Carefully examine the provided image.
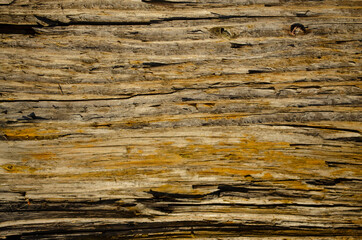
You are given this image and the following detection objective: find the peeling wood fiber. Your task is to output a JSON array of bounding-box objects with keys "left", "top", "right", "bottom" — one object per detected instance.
[{"left": 0, "top": 0, "right": 361, "bottom": 239}]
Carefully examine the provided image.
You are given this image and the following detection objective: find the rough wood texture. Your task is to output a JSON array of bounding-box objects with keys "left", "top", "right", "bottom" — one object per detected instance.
[{"left": 0, "top": 0, "right": 361, "bottom": 239}]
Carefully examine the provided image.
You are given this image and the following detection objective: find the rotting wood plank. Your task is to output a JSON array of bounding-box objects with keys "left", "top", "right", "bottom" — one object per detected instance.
[{"left": 0, "top": 0, "right": 361, "bottom": 239}]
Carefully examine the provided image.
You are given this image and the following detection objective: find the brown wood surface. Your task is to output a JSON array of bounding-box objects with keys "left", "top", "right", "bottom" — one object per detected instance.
[{"left": 0, "top": 0, "right": 361, "bottom": 239}]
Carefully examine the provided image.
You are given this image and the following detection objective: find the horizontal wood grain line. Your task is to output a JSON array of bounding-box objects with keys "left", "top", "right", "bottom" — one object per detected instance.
[{"left": 1, "top": 220, "right": 361, "bottom": 239}]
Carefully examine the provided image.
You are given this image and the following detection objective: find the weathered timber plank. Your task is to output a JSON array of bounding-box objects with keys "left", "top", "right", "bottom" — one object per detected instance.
[{"left": 0, "top": 0, "right": 361, "bottom": 239}]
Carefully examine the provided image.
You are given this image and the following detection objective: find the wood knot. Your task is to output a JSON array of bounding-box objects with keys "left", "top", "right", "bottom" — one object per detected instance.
[
  {"left": 209, "top": 27, "right": 237, "bottom": 39},
  {"left": 290, "top": 23, "right": 309, "bottom": 36},
  {"left": 5, "top": 164, "right": 13, "bottom": 170}
]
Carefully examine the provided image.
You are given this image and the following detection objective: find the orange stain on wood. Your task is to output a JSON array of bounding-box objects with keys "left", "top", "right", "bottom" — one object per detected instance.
[
  {"left": 281, "top": 180, "right": 311, "bottom": 190},
  {"left": 262, "top": 172, "right": 274, "bottom": 179},
  {"left": 1, "top": 164, "right": 37, "bottom": 173},
  {"left": 202, "top": 167, "right": 262, "bottom": 177},
  {"left": 30, "top": 152, "right": 57, "bottom": 161},
  {"left": 3, "top": 128, "right": 61, "bottom": 140}
]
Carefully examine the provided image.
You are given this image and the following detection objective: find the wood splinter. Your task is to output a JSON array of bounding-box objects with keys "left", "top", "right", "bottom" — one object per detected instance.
[{"left": 58, "top": 83, "right": 64, "bottom": 95}]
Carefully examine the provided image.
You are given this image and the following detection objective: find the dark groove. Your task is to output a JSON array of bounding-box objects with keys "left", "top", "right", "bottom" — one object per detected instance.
[
  {"left": 145, "top": 180, "right": 362, "bottom": 203},
  {"left": 335, "top": 40, "right": 361, "bottom": 44},
  {"left": 142, "top": 62, "right": 170, "bottom": 67},
  {"left": 2, "top": 199, "right": 361, "bottom": 213},
  {"left": 0, "top": 91, "right": 177, "bottom": 103},
  {"left": 3, "top": 221, "right": 361, "bottom": 239},
  {"left": 1, "top": 14, "right": 286, "bottom": 35},
  {"left": 142, "top": 0, "right": 191, "bottom": 3},
  {"left": 0, "top": 24, "right": 37, "bottom": 34},
  {"left": 290, "top": 143, "right": 338, "bottom": 147},
  {"left": 71, "top": 21, "right": 155, "bottom": 26},
  {"left": 265, "top": 124, "right": 361, "bottom": 134},
  {"left": 329, "top": 136, "right": 362, "bottom": 142},
  {"left": 230, "top": 42, "right": 253, "bottom": 48},
  {"left": 218, "top": 184, "right": 249, "bottom": 193},
  {"left": 305, "top": 178, "right": 351, "bottom": 186},
  {"left": 0, "top": 0, "right": 16, "bottom": 6},
  {"left": 150, "top": 202, "right": 362, "bottom": 209},
  {"left": 248, "top": 69, "right": 274, "bottom": 74},
  {"left": 326, "top": 161, "right": 362, "bottom": 167},
  {"left": 148, "top": 189, "right": 210, "bottom": 199}
]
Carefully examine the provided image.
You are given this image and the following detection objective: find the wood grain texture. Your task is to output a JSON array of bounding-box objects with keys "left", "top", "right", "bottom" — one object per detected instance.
[{"left": 0, "top": 0, "right": 361, "bottom": 239}]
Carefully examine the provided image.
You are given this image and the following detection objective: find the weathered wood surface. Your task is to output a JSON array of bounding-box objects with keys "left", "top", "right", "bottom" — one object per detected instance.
[{"left": 0, "top": 0, "right": 361, "bottom": 239}]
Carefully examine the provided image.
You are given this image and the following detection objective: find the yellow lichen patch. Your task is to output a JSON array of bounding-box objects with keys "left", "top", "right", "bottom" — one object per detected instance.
[
  {"left": 1, "top": 164, "right": 37, "bottom": 173},
  {"left": 280, "top": 180, "right": 311, "bottom": 190},
  {"left": 29, "top": 152, "right": 57, "bottom": 161},
  {"left": 71, "top": 143, "right": 96, "bottom": 148},
  {"left": 262, "top": 150, "right": 288, "bottom": 163},
  {"left": 271, "top": 199, "right": 294, "bottom": 204},
  {"left": 129, "top": 60, "right": 143, "bottom": 65},
  {"left": 2, "top": 128, "right": 62, "bottom": 141},
  {"left": 167, "top": 136, "right": 332, "bottom": 179},
  {"left": 87, "top": 149, "right": 186, "bottom": 170},
  {"left": 240, "top": 138, "right": 290, "bottom": 152},
  {"left": 351, "top": 218, "right": 362, "bottom": 226},
  {"left": 124, "top": 120, "right": 150, "bottom": 128},
  {"left": 175, "top": 62, "right": 197, "bottom": 71},
  {"left": 262, "top": 148, "right": 328, "bottom": 172},
  {"left": 204, "top": 88, "right": 220, "bottom": 94},
  {"left": 303, "top": 158, "right": 327, "bottom": 166},
  {"left": 262, "top": 172, "right": 274, "bottom": 180},
  {"left": 55, "top": 168, "right": 168, "bottom": 179},
  {"left": 331, "top": 168, "right": 362, "bottom": 178}
]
